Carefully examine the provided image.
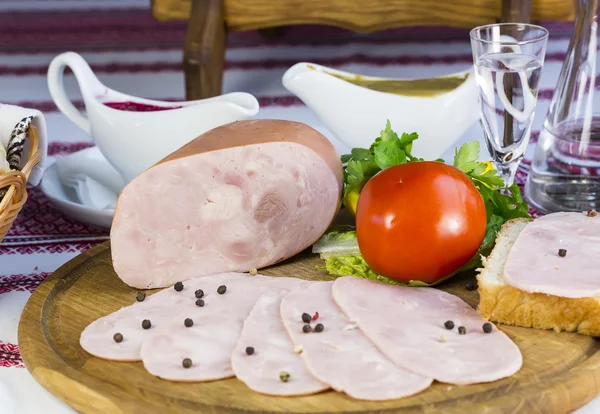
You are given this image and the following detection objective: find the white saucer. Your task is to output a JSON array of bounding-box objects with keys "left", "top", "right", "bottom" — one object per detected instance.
[{"left": 40, "top": 162, "right": 114, "bottom": 229}]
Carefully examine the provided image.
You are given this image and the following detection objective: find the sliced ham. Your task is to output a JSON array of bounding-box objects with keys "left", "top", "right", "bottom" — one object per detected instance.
[
  {"left": 80, "top": 306, "right": 178, "bottom": 362},
  {"left": 78, "top": 271, "right": 234, "bottom": 362},
  {"left": 139, "top": 274, "right": 308, "bottom": 381},
  {"left": 504, "top": 211, "right": 600, "bottom": 298},
  {"left": 280, "top": 281, "right": 433, "bottom": 400},
  {"left": 111, "top": 120, "right": 343, "bottom": 289},
  {"left": 80, "top": 273, "right": 300, "bottom": 365},
  {"left": 332, "top": 276, "right": 522, "bottom": 385},
  {"left": 231, "top": 293, "right": 328, "bottom": 396}
]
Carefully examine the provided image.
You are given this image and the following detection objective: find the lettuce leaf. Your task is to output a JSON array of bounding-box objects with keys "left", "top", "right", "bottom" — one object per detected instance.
[
  {"left": 314, "top": 227, "right": 476, "bottom": 287},
  {"left": 312, "top": 225, "right": 360, "bottom": 258}
]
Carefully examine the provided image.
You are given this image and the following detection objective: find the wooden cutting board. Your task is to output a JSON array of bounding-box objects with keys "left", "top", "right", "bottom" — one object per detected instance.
[{"left": 18, "top": 241, "right": 600, "bottom": 414}]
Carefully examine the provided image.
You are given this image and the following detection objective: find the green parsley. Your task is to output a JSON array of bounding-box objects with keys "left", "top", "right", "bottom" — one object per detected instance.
[{"left": 341, "top": 120, "right": 443, "bottom": 203}]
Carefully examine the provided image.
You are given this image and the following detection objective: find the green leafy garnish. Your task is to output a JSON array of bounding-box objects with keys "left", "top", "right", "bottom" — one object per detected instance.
[
  {"left": 452, "top": 140, "right": 529, "bottom": 229},
  {"left": 341, "top": 120, "right": 425, "bottom": 202},
  {"left": 312, "top": 225, "right": 360, "bottom": 258},
  {"left": 315, "top": 234, "right": 461, "bottom": 287},
  {"left": 452, "top": 140, "right": 480, "bottom": 173},
  {"left": 317, "top": 121, "right": 531, "bottom": 285}
]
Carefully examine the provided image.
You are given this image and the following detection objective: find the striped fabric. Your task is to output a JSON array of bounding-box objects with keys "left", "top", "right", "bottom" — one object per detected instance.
[{"left": 0, "top": 1, "right": 598, "bottom": 413}]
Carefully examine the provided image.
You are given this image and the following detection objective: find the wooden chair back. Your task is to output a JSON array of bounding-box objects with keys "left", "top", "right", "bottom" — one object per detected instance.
[
  {"left": 153, "top": 0, "right": 575, "bottom": 29},
  {"left": 151, "top": 0, "right": 576, "bottom": 99}
]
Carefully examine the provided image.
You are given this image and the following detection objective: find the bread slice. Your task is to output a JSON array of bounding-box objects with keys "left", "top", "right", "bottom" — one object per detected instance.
[{"left": 477, "top": 218, "right": 600, "bottom": 336}]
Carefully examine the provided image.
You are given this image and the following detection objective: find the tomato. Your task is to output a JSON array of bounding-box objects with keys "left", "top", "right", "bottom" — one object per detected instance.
[{"left": 355, "top": 161, "right": 486, "bottom": 284}]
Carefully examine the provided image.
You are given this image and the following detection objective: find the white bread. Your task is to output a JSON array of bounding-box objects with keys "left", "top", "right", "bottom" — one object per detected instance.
[{"left": 477, "top": 218, "right": 600, "bottom": 337}]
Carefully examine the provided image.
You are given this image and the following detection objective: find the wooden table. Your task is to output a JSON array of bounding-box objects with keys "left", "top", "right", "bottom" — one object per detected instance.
[{"left": 151, "top": 0, "right": 575, "bottom": 100}]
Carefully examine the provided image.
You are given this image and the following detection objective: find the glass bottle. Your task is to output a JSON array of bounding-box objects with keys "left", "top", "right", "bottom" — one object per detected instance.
[{"left": 525, "top": 0, "right": 600, "bottom": 212}]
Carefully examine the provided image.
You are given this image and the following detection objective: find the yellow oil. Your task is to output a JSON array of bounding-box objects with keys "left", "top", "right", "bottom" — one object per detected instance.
[{"left": 308, "top": 65, "right": 468, "bottom": 97}]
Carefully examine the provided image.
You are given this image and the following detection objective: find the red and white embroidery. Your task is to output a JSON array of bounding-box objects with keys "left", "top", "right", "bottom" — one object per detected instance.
[
  {"left": 0, "top": 272, "right": 50, "bottom": 295},
  {"left": 4, "top": 188, "right": 109, "bottom": 239},
  {"left": 0, "top": 242, "right": 101, "bottom": 256},
  {"left": 0, "top": 341, "right": 23, "bottom": 368}
]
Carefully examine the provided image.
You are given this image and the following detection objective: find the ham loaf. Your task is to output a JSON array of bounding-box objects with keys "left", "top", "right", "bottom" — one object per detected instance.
[{"left": 111, "top": 120, "right": 342, "bottom": 289}]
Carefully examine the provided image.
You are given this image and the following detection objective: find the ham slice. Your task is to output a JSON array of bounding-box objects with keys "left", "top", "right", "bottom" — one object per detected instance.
[
  {"left": 80, "top": 273, "right": 302, "bottom": 367},
  {"left": 504, "top": 211, "right": 600, "bottom": 298},
  {"left": 231, "top": 293, "right": 329, "bottom": 396},
  {"left": 139, "top": 274, "right": 308, "bottom": 381},
  {"left": 280, "top": 281, "right": 433, "bottom": 400},
  {"left": 78, "top": 271, "right": 228, "bottom": 362},
  {"left": 111, "top": 120, "right": 342, "bottom": 289},
  {"left": 80, "top": 306, "right": 178, "bottom": 362},
  {"left": 332, "top": 277, "right": 522, "bottom": 385}
]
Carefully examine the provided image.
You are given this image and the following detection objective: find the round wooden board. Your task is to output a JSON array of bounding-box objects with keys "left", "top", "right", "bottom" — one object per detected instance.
[{"left": 18, "top": 241, "right": 600, "bottom": 414}]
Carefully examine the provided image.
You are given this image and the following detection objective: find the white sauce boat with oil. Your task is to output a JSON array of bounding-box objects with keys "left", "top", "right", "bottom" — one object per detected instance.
[
  {"left": 48, "top": 52, "right": 260, "bottom": 183},
  {"left": 283, "top": 62, "right": 480, "bottom": 159}
]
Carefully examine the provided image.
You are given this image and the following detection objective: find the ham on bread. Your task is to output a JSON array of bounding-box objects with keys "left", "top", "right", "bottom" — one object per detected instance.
[
  {"left": 503, "top": 212, "right": 600, "bottom": 298},
  {"left": 478, "top": 213, "right": 600, "bottom": 336},
  {"left": 110, "top": 120, "right": 342, "bottom": 289}
]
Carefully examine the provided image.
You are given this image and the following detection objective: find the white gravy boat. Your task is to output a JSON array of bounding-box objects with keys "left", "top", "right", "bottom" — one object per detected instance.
[
  {"left": 48, "top": 52, "right": 260, "bottom": 183},
  {"left": 283, "top": 62, "right": 480, "bottom": 160}
]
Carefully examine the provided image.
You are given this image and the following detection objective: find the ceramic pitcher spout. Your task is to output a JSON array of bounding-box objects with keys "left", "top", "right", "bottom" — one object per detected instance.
[
  {"left": 282, "top": 62, "right": 314, "bottom": 90},
  {"left": 209, "top": 92, "right": 260, "bottom": 117}
]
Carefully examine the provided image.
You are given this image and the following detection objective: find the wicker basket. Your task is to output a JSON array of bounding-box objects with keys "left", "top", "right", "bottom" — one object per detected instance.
[{"left": 0, "top": 125, "right": 41, "bottom": 242}]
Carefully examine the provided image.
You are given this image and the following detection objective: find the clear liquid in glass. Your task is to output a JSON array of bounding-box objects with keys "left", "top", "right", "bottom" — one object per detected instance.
[
  {"left": 525, "top": 118, "right": 600, "bottom": 212},
  {"left": 475, "top": 52, "right": 542, "bottom": 183}
]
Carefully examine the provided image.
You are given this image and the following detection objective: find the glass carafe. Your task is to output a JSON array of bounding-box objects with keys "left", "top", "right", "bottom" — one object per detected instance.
[{"left": 525, "top": 0, "right": 600, "bottom": 212}]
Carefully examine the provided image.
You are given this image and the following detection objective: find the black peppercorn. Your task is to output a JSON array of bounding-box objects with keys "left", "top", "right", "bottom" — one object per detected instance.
[
  {"left": 142, "top": 319, "right": 151, "bottom": 330},
  {"left": 184, "top": 318, "right": 194, "bottom": 327},
  {"left": 113, "top": 333, "right": 123, "bottom": 343},
  {"left": 458, "top": 326, "right": 466, "bottom": 335},
  {"left": 301, "top": 313, "right": 312, "bottom": 323},
  {"left": 558, "top": 248, "right": 567, "bottom": 257},
  {"left": 136, "top": 292, "right": 146, "bottom": 302},
  {"left": 195, "top": 289, "right": 204, "bottom": 299},
  {"left": 465, "top": 280, "right": 477, "bottom": 291},
  {"left": 246, "top": 346, "right": 255, "bottom": 355},
  {"left": 174, "top": 281, "right": 184, "bottom": 291},
  {"left": 444, "top": 320, "right": 455, "bottom": 330},
  {"left": 314, "top": 323, "right": 324, "bottom": 333},
  {"left": 217, "top": 285, "right": 227, "bottom": 294},
  {"left": 482, "top": 323, "right": 493, "bottom": 333},
  {"left": 195, "top": 299, "right": 205, "bottom": 307},
  {"left": 302, "top": 324, "right": 312, "bottom": 333},
  {"left": 182, "top": 358, "right": 192, "bottom": 368}
]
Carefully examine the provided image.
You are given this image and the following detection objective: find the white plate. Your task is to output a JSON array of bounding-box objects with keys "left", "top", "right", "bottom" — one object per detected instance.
[{"left": 40, "top": 162, "right": 114, "bottom": 229}]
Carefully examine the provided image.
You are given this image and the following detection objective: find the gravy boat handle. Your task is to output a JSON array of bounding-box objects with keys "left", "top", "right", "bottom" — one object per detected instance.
[{"left": 47, "top": 52, "right": 104, "bottom": 136}]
